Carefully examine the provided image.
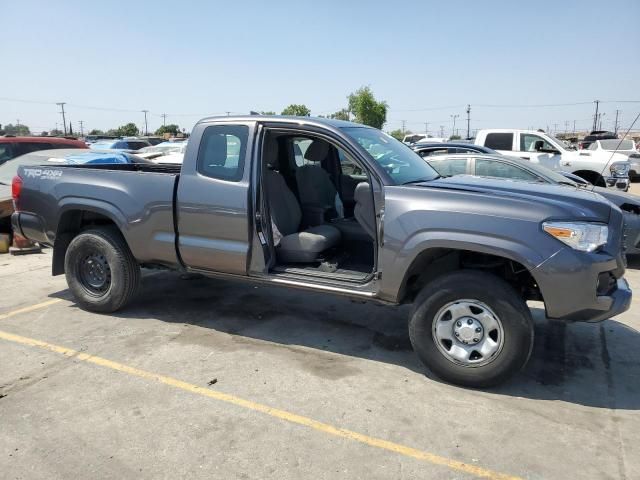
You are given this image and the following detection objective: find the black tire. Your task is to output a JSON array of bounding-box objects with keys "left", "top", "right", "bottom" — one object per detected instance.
[
  {"left": 64, "top": 227, "right": 140, "bottom": 313},
  {"left": 409, "top": 270, "right": 534, "bottom": 388}
]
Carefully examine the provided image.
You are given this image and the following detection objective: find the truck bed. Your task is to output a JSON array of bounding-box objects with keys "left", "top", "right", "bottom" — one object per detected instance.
[{"left": 15, "top": 162, "right": 182, "bottom": 267}]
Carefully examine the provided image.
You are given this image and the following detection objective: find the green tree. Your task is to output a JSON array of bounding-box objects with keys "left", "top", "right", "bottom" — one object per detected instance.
[
  {"left": 389, "top": 129, "right": 410, "bottom": 141},
  {"left": 281, "top": 104, "right": 311, "bottom": 116},
  {"left": 40, "top": 131, "right": 49, "bottom": 136},
  {"left": 449, "top": 135, "right": 461, "bottom": 140},
  {"left": 260, "top": 111, "right": 276, "bottom": 115},
  {"left": 329, "top": 108, "right": 350, "bottom": 121},
  {"left": 88, "top": 129, "right": 104, "bottom": 136},
  {"left": 155, "top": 124, "right": 180, "bottom": 136},
  {"left": 3, "top": 123, "right": 31, "bottom": 136},
  {"left": 50, "top": 128, "right": 63, "bottom": 136},
  {"left": 347, "top": 86, "right": 387, "bottom": 129},
  {"left": 107, "top": 123, "right": 139, "bottom": 137}
]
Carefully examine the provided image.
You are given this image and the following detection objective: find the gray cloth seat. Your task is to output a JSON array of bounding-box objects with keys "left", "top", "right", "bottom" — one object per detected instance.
[
  {"left": 296, "top": 139, "right": 339, "bottom": 212},
  {"left": 354, "top": 182, "right": 376, "bottom": 240},
  {"left": 263, "top": 142, "right": 341, "bottom": 263}
]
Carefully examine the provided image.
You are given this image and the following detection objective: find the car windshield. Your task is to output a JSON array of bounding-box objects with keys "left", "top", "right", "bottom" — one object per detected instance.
[
  {"left": 600, "top": 139, "right": 635, "bottom": 151},
  {"left": 341, "top": 127, "right": 439, "bottom": 184}
]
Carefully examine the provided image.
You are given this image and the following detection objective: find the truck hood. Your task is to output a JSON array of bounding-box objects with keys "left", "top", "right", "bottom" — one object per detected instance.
[
  {"left": 411, "top": 175, "right": 612, "bottom": 221},
  {"left": 566, "top": 149, "right": 630, "bottom": 166}
]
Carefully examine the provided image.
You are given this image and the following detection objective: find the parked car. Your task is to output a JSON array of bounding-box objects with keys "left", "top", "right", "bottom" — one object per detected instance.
[
  {"left": 89, "top": 138, "right": 151, "bottom": 152},
  {"left": 0, "top": 136, "right": 87, "bottom": 166},
  {"left": 138, "top": 136, "right": 165, "bottom": 146},
  {"left": 413, "top": 142, "right": 497, "bottom": 156},
  {"left": 579, "top": 131, "right": 617, "bottom": 150},
  {"left": 137, "top": 142, "right": 187, "bottom": 164},
  {"left": 12, "top": 116, "right": 631, "bottom": 388},
  {"left": 425, "top": 153, "right": 640, "bottom": 255},
  {"left": 0, "top": 149, "right": 151, "bottom": 232},
  {"left": 586, "top": 139, "right": 640, "bottom": 178},
  {"left": 475, "top": 129, "right": 630, "bottom": 190},
  {"left": 402, "top": 133, "right": 429, "bottom": 144},
  {"left": 84, "top": 135, "right": 119, "bottom": 144}
]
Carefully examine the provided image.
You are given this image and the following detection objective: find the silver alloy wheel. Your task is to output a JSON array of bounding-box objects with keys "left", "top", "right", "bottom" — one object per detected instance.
[{"left": 432, "top": 299, "right": 505, "bottom": 367}]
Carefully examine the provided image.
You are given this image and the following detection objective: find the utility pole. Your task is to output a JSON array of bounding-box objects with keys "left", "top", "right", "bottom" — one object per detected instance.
[
  {"left": 553, "top": 123, "right": 559, "bottom": 134},
  {"left": 439, "top": 125, "right": 445, "bottom": 137},
  {"left": 573, "top": 120, "right": 576, "bottom": 135},
  {"left": 79, "top": 120, "right": 84, "bottom": 137},
  {"left": 450, "top": 114, "right": 459, "bottom": 138},
  {"left": 598, "top": 113, "right": 605, "bottom": 130},
  {"left": 614, "top": 110, "right": 620, "bottom": 134},
  {"left": 141, "top": 110, "right": 149, "bottom": 135},
  {"left": 225, "top": 111, "right": 231, "bottom": 116},
  {"left": 401, "top": 120, "right": 406, "bottom": 135},
  {"left": 592, "top": 100, "right": 600, "bottom": 131},
  {"left": 564, "top": 121, "right": 569, "bottom": 134},
  {"left": 161, "top": 113, "right": 167, "bottom": 126},
  {"left": 424, "top": 121, "right": 429, "bottom": 135},
  {"left": 56, "top": 102, "right": 67, "bottom": 135},
  {"left": 466, "top": 104, "right": 471, "bottom": 139}
]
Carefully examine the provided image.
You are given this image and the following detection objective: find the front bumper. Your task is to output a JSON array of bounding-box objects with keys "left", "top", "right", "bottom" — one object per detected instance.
[
  {"left": 604, "top": 175, "right": 630, "bottom": 191},
  {"left": 533, "top": 207, "right": 631, "bottom": 322},
  {"left": 534, "top": 247, "right": 632, "bottom": 322}
]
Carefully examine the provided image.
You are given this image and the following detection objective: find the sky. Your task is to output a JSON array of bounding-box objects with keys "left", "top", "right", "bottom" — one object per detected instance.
[{"left": 1, "top": 0, "right": 639, "bottom": 137}]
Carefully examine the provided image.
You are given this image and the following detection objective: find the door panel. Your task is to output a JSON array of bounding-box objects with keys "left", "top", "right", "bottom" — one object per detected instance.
[{"left": 176, "top": 123, "right": 253, "bottom": 274}]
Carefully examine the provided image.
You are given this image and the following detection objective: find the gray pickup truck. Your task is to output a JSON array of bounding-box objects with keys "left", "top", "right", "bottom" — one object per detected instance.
[{"left": 11, "top": 116, "right": 632, "bottom": 387}]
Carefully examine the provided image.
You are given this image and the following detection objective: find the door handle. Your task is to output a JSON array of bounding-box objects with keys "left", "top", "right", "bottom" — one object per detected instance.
[
  {"left": 561, "top": 161, "right": 571, "bottom": 166},
  {"left": 520, "top": 156, "right": 530, "bottom": 160}
]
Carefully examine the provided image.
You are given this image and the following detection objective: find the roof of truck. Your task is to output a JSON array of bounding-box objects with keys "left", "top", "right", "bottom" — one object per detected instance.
[{"left": 196, "top": 115, "right": 364, "bottom": 129}]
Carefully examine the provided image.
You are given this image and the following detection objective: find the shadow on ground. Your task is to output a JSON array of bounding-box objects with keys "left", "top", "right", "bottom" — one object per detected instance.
[{"left": 51, "top": 269, "right": 640, "bottom": 410}]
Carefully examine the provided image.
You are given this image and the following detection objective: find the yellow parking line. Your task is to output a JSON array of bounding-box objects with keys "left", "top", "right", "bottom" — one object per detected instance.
[
  {"left": 0, "top": 298, "right": 62, "bottom": 320},
  {"left": 0, "top": 302, "right": 521, "bottom": 480}
]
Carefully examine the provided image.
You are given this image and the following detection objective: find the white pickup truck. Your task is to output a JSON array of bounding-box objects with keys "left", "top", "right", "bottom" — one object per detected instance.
[{"left": 474, "top": 129, "right": 630, "bottom": 191}]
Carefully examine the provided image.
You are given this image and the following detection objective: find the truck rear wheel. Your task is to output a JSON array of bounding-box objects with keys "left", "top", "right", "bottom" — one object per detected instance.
[
  {"left": 409, "top": 270, "right": 534, "bottom": 388},
  {"left": 64, "top": 227, "right": 140, "bottom": 313}
]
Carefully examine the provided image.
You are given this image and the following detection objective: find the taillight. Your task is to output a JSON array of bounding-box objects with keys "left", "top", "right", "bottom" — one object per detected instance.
[{"left": 11, "top": 175, "right": 23, "bottom": 209}]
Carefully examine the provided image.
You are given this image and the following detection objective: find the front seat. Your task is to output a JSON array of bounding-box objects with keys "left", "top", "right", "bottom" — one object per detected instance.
[
  {"left": 263, "top": 137, "right": 341, "bottom": 263},
  {"left": 295, "top": 139, "right": 342, "bottom": 218},
  {"left": 354, "top": 182, "right": 376, "bottom": 240}
]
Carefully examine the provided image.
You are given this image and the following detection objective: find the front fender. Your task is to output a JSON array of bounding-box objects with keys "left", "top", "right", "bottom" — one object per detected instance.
[{"left": 377, "top": 229, "right": 553, "bottom": 303}]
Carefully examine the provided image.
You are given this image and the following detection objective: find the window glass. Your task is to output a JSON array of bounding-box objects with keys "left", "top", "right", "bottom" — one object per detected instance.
[
  {"left": 125, "top": 141, "right": 147, "bottom": 150},
  {"left": 417, "top": 148, "right": 448, "bottom": 157},
  {"left": 520, "top": 134, "right": 555, "bottom": 152},
  {"left": 587, "top": 142, "right": 598, "bottom": 150},
  {"left": 197, "top": 125, "right": 248, "bottom": 181},
  {"left": 292, "top": 137, "right": 314, "bottom": 166},
  {"left": 341, "top": 127, "right": 438, "bottom": 184},
  {"left": 428, "top": 158, "right": 468, "bottom": 176},
  {"left": 600, "top": 139, "right": 634, "bottom": 151},
  {"left": 484, "top": 133, "right": 513, "bottom": 151},
  {"left": 476, "top": 158, "right": 538, "bottom": 181},
  {"left": 0, "top": 143, "right": 15, "bottom": 163},
  {"left": 338, "top": 150, "right": 365, "bottom": 177}
]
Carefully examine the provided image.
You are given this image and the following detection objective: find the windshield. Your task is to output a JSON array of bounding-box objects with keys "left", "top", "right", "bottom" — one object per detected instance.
[
  {"left": 600, "top": 139, "right": 635, "bottom": 151},
  {"left": 341, "top": 127, "right": 439, "bottom": 184}
]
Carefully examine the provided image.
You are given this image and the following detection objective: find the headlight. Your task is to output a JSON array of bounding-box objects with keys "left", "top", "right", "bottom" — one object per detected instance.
[
  {"left": 542, "top": 222, "right": 608, "bottom": 252},
  {"left": 610, "top": 162, "right": 629, "bottom": 176}
]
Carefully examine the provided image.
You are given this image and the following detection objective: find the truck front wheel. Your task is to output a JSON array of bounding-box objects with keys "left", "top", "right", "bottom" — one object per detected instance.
[
  {"left": 64, "top": 227, "right": 140, "bottom": 313},
  {"left": 409, "top": 270, "right": 534, "bottom": 388}
]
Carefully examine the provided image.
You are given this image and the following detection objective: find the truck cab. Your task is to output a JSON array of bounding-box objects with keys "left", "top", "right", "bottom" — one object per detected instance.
[{"left": 474, "top": 128, "right": 630, "bottom": 190}]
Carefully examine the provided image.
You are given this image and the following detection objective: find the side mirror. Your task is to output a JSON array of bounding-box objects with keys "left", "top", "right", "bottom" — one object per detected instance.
[{"left": 541, "top": 148, "right": 560, "bottom": 155}]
